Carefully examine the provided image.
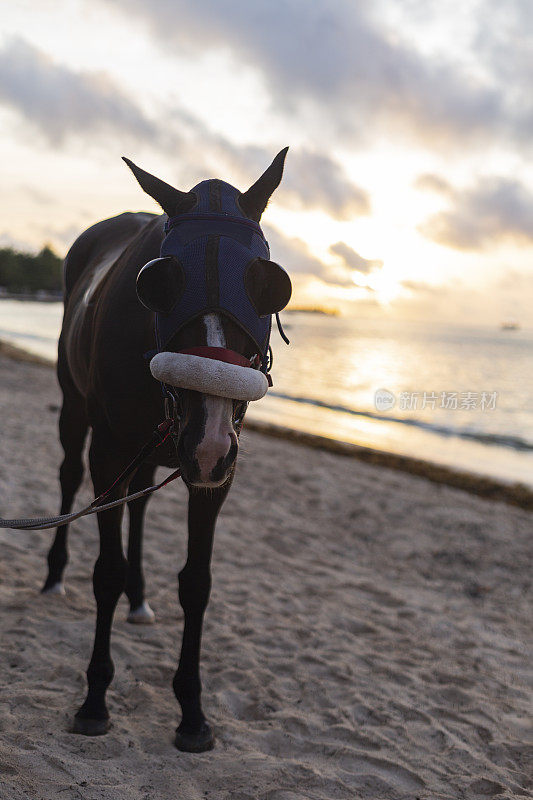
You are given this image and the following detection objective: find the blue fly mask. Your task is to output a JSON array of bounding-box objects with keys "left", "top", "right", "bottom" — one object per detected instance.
[{"left": 126, "top": 154, "right": 292, "bottom": 402}]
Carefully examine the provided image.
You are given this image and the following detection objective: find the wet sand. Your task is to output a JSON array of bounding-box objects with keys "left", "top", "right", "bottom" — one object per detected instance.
[{"left": 0, "top": 352, "right": 531, "bottom": 799}]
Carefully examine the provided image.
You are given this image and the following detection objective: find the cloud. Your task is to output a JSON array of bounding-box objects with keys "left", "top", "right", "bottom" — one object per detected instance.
[
  {"left": 264, "top": 224, "right": 329, "bottom": 278},
  {"left": 419, "top": 177, "right": 533, "bottom": 250},
  {"left": 19, "top": 184, "right": 56, "bottom": 205},
  {"left": 497, "top": 268, "right": 531, "bottom": 290},
  {"left": 0, "top": 37, "right": 366, "bottom": 220},
  {"left": 401, "top": 279, "right": 442, "bottom": 294},
  {"left": 474, "top": 1, "right": 532, "bottom": 92},
  {"left": 0, "top": 232, "right": 38, "bottom": 253},
  {"left": 280, "top": 150, "right": 370, "bottom": 218},
  {"left": 413, "top": 173, "right": 453, "bottom": 195},
  {"left": 0, "top": 37, "right": 156, "bottom": 145},
  {"left": 107, "top": 0, "right": 532, "bottom": 148},
  {"left": 264, "top": 224, "right": 355, "bottom": 287},
  {"left": 329, "top": 242, "right": 382, "bottom": 274},
  {"left": 182, "top": 135, "right": 370, "bottom": 219},
  {"left": 393, "top": 266, "right": 533, "bottom": 326},
  {"left": 262, "top": 228, "right": 380, "bottom": 289}
]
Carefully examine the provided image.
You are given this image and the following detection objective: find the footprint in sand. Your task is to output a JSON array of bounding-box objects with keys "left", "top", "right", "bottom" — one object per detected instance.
[
  {"left": 468, "top": 778, "right": 506, "bottom": 796},
  {"left": 353, "top": 581, "right": 406, "bottom": 608},
  {"left": 0, "top": 762, "right": 19, "bottom": 776},
  {"left": 338, "top": 751, "right": 426, "bottom": 792}
]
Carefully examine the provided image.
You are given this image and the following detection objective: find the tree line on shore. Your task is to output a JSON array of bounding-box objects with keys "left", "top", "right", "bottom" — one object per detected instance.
[{"left": 0, "top": 246, "right": 63, "bottom": 295}]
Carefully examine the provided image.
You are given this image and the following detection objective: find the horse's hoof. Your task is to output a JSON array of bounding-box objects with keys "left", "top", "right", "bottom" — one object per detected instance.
[
  {"left": 41, "top": 581, "right": 66, "bottom": 596},
  {"left": 174, "top": 723, "right": 214, "bottom": 752},
  {"left": 71, "top": 716, "right": 111, "bottom": 736},
  {"left": 127, "top": 601, "right": 155, "bottom": 624}
]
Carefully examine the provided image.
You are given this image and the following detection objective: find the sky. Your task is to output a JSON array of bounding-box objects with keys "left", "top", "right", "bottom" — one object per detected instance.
[{"left": 1, "top": 0, "right": 532, "bottom": 325}]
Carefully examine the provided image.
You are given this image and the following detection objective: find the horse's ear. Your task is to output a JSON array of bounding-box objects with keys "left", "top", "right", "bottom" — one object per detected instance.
[
  {"left": 136, "top": 256, "right": 185, "bottom": 314},
  {"left": 245, "top": 258, "right": 292, "bottom": 317},
  {"left": 239, "top": 147, "right": 289, "bottom": 222},
  {"left": 122, "top": 157, "right": 195, "bottom": 217}
]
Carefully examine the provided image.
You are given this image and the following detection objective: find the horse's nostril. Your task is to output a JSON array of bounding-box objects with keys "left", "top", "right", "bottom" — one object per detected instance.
[{"left": 176, "top": 428, "right": 200, "bottom": 478}]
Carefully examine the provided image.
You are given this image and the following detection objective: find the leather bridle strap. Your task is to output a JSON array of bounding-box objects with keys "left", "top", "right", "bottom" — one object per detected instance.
[
  {"left": 178, "top": 346, "right": 258, "bottom": 368},
  {"left": 0, "top": 420, "right": 181, "bottom": 531},
  {"left": 164, "top": 212, "right": 264, "bottom": 236}
]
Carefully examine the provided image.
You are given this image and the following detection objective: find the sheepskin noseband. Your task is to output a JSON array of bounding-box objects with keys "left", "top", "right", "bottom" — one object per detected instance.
[{"left": 150, "top": 351, "right": 269, "bottom": 402}]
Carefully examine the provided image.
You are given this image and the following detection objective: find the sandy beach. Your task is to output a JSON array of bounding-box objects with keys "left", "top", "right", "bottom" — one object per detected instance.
[{"left": 0, "top": 351, "right": 531, "bottom": 800}]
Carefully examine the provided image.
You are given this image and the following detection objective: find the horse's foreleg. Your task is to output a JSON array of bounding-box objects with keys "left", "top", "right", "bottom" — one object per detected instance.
[
  {"left": 42, "top": 375, "right": 88, "bottom": 595},
  {"left": 73, "top": 432, "right": 128, "bottom": 736},
  {"left": 125, "top": 463, "right": 156, "bottom": 624},
  {"left": 173, "top": 477, "right": 233, "bottom": 752}
]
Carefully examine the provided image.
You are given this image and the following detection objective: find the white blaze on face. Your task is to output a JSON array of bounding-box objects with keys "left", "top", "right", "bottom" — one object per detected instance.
[{"left": 194, "top": 314, "right": 236, "bottom": 484}]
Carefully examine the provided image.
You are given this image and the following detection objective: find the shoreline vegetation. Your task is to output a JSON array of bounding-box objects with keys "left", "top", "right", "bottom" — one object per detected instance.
[
  {"left": 0, "top": 242, "right": 337, "bottom": 313},
  {"left": 285, "top": 306, "right": 340, "bottom": 316},
  {"left": 0, "top": 245, "right": 62, "bottom": 296},
  {"left": 0, "top": 290, "right": 62, "bottom": 302},
  {"left": 1, "top": 337, "right": 531, "bottom": 512}
]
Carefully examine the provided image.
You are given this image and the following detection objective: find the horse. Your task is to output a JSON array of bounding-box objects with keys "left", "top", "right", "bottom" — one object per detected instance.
[{"left": 40, "top": 149, "right": 292, "bottom": 751}]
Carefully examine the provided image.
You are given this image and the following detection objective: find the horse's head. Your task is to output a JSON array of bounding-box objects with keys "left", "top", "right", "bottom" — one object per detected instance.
[{"left": 124, "top": 152, "right": 292, "bottom": 488}]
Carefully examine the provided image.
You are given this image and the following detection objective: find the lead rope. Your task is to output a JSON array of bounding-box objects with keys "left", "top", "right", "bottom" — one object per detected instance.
[{"left": 0, "top": 419, "right": 181, "bottom": 531}]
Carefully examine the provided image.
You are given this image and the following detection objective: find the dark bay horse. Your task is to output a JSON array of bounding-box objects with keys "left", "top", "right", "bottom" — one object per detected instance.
[{"left": 41, "top": 150, "right": 291, "bottom": 751}]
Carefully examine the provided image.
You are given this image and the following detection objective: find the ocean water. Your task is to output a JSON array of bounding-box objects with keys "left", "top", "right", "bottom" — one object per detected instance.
[{"left": 1, "top": 299, "right": 532, "bottom": 486}]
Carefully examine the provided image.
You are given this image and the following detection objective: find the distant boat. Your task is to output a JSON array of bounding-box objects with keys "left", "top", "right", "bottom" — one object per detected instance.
[{"left": 500, "top": 321, "right": 520, "bottom": 331}]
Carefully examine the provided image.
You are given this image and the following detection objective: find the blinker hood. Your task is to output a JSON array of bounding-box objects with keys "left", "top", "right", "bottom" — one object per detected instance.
[{"left": 154, "top": 179, "right": 272, "bottom": 361}]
